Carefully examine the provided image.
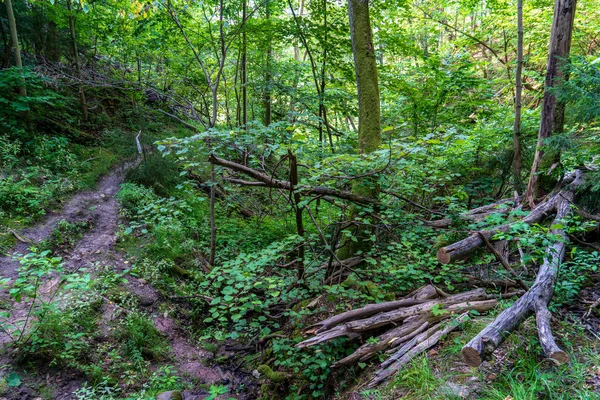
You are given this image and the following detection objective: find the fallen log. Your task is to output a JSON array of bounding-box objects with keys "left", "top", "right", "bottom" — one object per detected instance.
[
  {"left": 306, "top": 284, "right": 438, "bottom": 335},
  {"left": 344, "top": 288, "right": 488, "bottom": 332},
  {"left": 331, "top": 319, "right": 431, "bottom": 367},
  {"left": 437, "top": 197, "right": 557, "bottom": 264},
  {"left": 425, "top": 197, "right": 519, "bottom": 228},
  {"left": 456, "top": 276, "right": 520, "bottom": 291},
  {"left": 296, "top": 289, "right": 492, "bottom": 348},
  {"left": 368, "top": 313, "right": 470, "bottom": 387},
  {"left": 332, "top": 299, "right": 498, "bottom": 367},
  {"left": 438, "top": 171, "right": 584, "bottom": 264},
  {"left": 461, "top": 170, "right": 584, "bottom": 367}
]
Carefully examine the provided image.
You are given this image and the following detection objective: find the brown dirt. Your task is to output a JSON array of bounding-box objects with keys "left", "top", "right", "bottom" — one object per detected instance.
[{"left": 0, "top": 159, "right": 254, "bottom": 399}]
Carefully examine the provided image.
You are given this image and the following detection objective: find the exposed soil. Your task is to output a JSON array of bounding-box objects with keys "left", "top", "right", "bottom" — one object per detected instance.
[{"left": 0, "top": 159, "right": 254, "bottom": 400}]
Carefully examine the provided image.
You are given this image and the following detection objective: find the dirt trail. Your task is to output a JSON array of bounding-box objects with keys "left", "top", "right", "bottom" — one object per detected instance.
[{"left": 0, "top": 159, "right": 248, "bottom": 400}]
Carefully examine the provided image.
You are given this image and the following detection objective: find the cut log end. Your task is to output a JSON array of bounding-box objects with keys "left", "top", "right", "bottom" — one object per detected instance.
[
  {"left": 461, "top": 346, "right": 482, "bottom": 367},
  {"left": 461, "top": 347, "right": 482, "bottom": 367},
  {"left": 550, "top": 351, "right": 569, "bottom": 364},
  {"left": 437, "top": 247, "right": 451, "bottom": 264}
]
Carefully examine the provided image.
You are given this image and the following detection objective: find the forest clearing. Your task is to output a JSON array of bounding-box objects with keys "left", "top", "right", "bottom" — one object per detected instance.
[{"left": 1, "top": 0, "right": 600, "bottom": 399}]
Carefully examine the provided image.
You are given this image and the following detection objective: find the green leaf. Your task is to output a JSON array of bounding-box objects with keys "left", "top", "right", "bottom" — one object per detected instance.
[{"left": 6, "top": 372, "right": 21, "bottom": 387}]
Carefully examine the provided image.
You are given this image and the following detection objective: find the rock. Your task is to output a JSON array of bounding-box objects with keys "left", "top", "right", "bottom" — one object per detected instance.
[
  {"left": 139, "top": 294, "right": 156, "bottom": 307},
  {"left": 437, "top": 382, "right": 471, "bottom": 399},
  {"left": 156, "top": 390, "right": 183, "bottom": 400}
]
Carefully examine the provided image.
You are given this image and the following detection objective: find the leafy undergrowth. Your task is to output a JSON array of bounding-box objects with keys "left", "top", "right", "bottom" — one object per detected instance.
[
  {"left": 110, "top": 158, "right": 600, "bottom": 399},
  {"left": 0, "top": 249, "right": 177, "bottom": 399}
]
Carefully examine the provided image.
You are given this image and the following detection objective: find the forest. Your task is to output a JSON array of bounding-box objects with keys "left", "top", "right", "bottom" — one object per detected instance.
[{"left": 0, "top": 0, "right": 599, "bottom": 398}]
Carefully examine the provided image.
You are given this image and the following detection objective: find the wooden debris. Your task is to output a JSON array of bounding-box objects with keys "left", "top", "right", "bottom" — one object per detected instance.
[{"left": 296, "top": 285, "right": 499, "bottom": 385}]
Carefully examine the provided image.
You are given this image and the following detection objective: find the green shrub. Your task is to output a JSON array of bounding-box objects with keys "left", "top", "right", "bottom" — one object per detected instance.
[
  {"left": 126, "top": 152, "right": 184, "bottom": 196},
  {"left": 116, "top": 312, "right": 168, "bottom": 361}
]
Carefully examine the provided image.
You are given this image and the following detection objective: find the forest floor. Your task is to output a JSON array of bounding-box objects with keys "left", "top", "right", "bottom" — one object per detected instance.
[
  {"left": 0, "top": 158, "right": 253, "bottom": 400},
  {"left": 1, "top": 155, "right": 600, "bottom": 400}
]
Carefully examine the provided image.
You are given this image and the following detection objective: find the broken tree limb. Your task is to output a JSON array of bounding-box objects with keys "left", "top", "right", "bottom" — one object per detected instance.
[
  {"left": 456, "top": 276, "right": 520, "bottom": 291},
  {"left": 477, "top": 232, "right": 529, "bottom": 291},
  {"left": 331, "top": 319, "right": 431, "bottom": 367},
  {"left": 296, "top": 284, "right": 501, "bottom": 386},
  {"left": 345, "top": 289, "right": 488, "bottom": 332},
  {"left": 437, "top": 193, "right": 559, "bottom": 264},
  {"left": 424, "top": 197, "right": 520, "bottom": 228},
  {"left": 157, "top": 108, "right": 202, "bottom": 132},
  {"left": 296, "top": 290, "right": 495, "bottom": 349},
  {"left": 333, "top": 300, "right": 496, "bottom": 368},
  {"left": 461, "top": 171, "right": 584, "bottom": 367},
  {"left": 209, "top": 154, "right": 377, "bottom": 206}
]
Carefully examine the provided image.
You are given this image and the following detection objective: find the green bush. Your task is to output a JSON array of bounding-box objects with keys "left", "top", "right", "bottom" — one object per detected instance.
[
  {"left": 125, "top": 152, "right": 184, "bottom": 196},
  {"left": 116, "top": 312, "right": 168, "bottom": 361}
]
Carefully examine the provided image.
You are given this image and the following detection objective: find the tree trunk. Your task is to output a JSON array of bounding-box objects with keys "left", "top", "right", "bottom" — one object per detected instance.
[
  {"left": 46, "top": 20, "right": 60, "bottom": 63},
  {"left": 67, "top": 0, "right": 88, "bottom": 121},
  {"left": 5, "top": 0, "right": 26, "bottom": 97},
  {"left": 264, "top": 0, "right": 272, "bottom": 126},
  {"left": 293, "top": 0, "right": 305, "bottom": 61},
  {"left": 525, "top": 0, "right": 576, "bottom": 205},
  {"left": 209, "top": 162, "right": 217, "bottom": 267},
  {"left": 289, "top": 151, "right": 305, "bottom": 278},
  {"left": 512, "top": 0, "right": 524, "bottom": 193},
  {"left": 337, "top": 0, "right": 382, "bottom": 260},
  {"left": 241, "top": 0, "right": 248, "bottom": 132}
]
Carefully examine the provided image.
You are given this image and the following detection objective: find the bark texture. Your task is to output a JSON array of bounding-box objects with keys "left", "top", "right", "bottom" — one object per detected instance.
[
  {"left": 297, "top": 285, "right": 500, "bottom": 385},
  {"left": 512, "top": 0, "right": 524, "bottom": 192},
  {"left": 338, "top": 0, "right": 382, "bottom": 260},
  {"left": 525, "top": 0, "right": 577, "bottom": 205}
]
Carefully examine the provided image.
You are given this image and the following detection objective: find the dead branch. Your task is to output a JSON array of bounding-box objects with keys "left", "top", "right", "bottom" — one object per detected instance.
[
  {"left": 295, "top": 283, "right": 499, "bottom": 386},
  {"left": 210, "top": 154, "right": 377, "bottom": 205},
  {"left": 477, "top": 232, "right": 529, "bottom": 291}
]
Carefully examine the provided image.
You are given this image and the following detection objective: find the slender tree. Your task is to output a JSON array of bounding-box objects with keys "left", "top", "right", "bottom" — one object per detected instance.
[
  {"left": 5, "top": 0, "right": 26, "bottom": 96},
  {"left": 67, "top": 0, "right": 88, "bottom": 121},
  {"left": 525, "top": 0, "right": 577, "bottom": 206},
  {"left": 337, "top": 0, "right": 381, "bottom": 260},
  {"left": 263, "top": 0, "right": 272, "bottom": 126},
  {"left": 512, "top": 0, "right": 524, "bottom": 192},
  {"left": 241, "top": 0, "right": 247, "bottom": 131}
]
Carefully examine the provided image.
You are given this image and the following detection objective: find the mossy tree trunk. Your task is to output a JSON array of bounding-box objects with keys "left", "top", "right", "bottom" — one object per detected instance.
[
  {"left": 337, "top": 0, "right": 381, "bottom": 260},
  {"left": 5, "top": 0, "right": 26, "bottom": 97}
]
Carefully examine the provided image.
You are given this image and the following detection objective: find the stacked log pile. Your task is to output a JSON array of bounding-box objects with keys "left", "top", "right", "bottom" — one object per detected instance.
[{"left": 297, "top": 285, "right": 504, "bottom": 387}]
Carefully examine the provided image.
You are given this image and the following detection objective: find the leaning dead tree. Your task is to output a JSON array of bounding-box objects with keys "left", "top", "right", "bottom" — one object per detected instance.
[
  {"left": 296, "top": 285, "right": 508, "bottom": 387},
  {"left": 458, "top": 170, "right": 585, "bottom": 366},
  {"left": 436, "top": 172, "right": 581, "bottom": 264}
]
